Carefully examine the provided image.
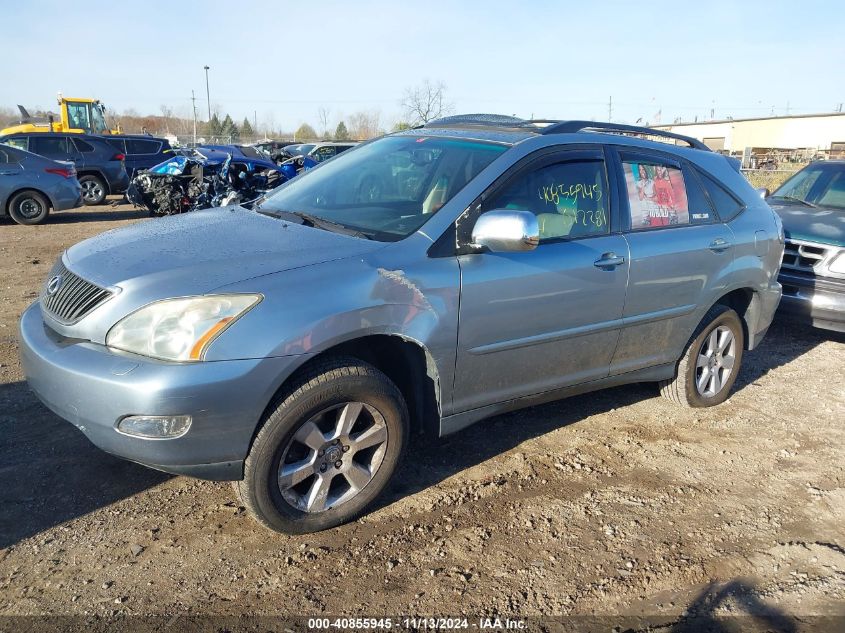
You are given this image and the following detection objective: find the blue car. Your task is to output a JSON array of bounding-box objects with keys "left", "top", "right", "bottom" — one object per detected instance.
[
  {"left": 0, "top": 143, "right": 82, "bottom": 225},
  {"left": 101, "top": 134, "right": 173, "bottom": 179}
]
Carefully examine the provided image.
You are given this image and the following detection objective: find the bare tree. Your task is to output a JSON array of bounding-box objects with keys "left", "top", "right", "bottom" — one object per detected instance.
[
  {"left": 317, "top": 106, "right": 331, "bottom": 139},
  {"left": 401, "top": 79, "right": 453, "bottom": 125},
  {"left": 347, "top": 110, "right": 383, "bottom": 140}
]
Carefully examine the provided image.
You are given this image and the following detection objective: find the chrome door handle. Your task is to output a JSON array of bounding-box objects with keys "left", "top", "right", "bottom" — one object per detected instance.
[
  {"left": 708, "top": 238, "right": 731, "bottom": 252},
  {"left": 0, "top": 170, "right": 17, "bottom": 176},
  {"left": 594, "top": 253, "right": 626, "bottom": 268}
]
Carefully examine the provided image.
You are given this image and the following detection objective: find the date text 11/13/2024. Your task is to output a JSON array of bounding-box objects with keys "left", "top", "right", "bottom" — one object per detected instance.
[{"left": 307, "top": 617, "right": 527, "bottom": 630}]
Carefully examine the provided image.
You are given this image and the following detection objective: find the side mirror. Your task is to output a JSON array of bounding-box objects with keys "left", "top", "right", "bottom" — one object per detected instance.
[
  {"left": 756, "top": 187, "right": 770, "bottom": 199},
  {"left": 471, "top": 209, "right": 539, "bottom": 253}
]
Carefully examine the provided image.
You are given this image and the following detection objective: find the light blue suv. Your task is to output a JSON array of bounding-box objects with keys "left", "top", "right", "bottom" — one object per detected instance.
[{"left": 19, "top": 116, "right": 784, "bottom": 533}]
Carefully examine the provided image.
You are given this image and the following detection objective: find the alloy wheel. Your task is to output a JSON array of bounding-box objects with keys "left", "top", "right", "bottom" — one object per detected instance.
[
  {"left": 278, "top": 402, "right": 388, "bottom": 513},
  {"left": 695, "top": 325, "right": 736, "bottom": 397},
  {"left": 81, "top": 180, "right": 104, "bottom": 202}
]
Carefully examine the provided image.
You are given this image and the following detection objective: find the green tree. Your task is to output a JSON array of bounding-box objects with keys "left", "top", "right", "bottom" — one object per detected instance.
[
  {"left": 222, "top": 114, "right": 239, "bottom": 142},
  {"left": 392, "top": 121, "right": 412, "bottom": 132},
  {"left": 206, "top": 113, "right": 222, "bottom": 138},
  {"left": 241, "top": 117, "right": 255, "bottom": 139},
  {"left": 334, "top": 121, "right": 350, "bottom": 140},
  {"left": 296, "top": 123, "right": 318, "bottom": 140}
]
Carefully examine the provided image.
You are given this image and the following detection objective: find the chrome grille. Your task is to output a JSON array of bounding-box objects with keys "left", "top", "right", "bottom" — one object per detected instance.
[
  {"left": 40, "top": 259, "right": 113, "bottom": 324},
  {"left": 781, "top": 239, "right": 829, "bottom": 275}
]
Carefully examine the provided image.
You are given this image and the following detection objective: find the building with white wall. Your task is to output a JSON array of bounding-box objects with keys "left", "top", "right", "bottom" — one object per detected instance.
[{"left": 653, "top": 113, "right": 845, "bottom": 157}]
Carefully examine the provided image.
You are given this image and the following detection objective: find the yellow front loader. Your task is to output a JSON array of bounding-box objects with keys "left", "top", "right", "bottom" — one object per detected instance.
[{"left": 1, "top": 93, "right": 120, "bottom": 136}]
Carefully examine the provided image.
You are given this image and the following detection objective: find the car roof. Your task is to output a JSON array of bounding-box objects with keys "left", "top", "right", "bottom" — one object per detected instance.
[{"left": 404, "top": 113, "right": 713, "bottom": 154}]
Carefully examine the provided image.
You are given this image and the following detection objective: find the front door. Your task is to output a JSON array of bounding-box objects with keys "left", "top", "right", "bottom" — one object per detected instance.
[{"left": 453, "top": 149, "right": 629, "bottom": 413}]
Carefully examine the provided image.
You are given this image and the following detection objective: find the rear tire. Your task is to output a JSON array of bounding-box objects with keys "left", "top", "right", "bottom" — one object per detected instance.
[
  {"left": 79, "top": 174, "right": 107, "bottom": 205},
  {"left": 8, "top": 191, "right": 50, "bottom": 225},
  {"left": 237, "top": 357, "right": 408, "bottom": 534},
  {"left": 660, "top": 304, "right": 744, "bottom": 407}
]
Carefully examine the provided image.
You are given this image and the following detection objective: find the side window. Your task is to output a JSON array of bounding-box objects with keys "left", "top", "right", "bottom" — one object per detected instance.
[
  {"left": 3, "top": 137, "right": 28, "bottom": 151},
  {"left": 73, "top": 138, "right": 95, "bottom": 153},
  {"left": 483, "top": 158, "right": 609, "bottom": 241},
  {"left": 126, "top": 139, "right": 159, "bottom": 154},
  {"left": 313, "top": 146, "right": 337, "bottom": 162},
  {"left": 32, "top": 136, "right": 71, "bottom": 157},
  {"left": 622, "top": 159, "right": 689, "bottom": 229},
  {"left": 698, "top": 172, "right": 744, "bottom": 221},
  {"left": 683, "top": 166, "right": 716, "bottom": 224}
]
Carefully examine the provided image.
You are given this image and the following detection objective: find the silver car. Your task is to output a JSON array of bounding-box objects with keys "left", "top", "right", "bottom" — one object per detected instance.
[
  {"left": 1, "top": 144, "right": 82, "bottom": 224},
  {"left": 19, "top": 116, "right": 784, "bottom": 533}
]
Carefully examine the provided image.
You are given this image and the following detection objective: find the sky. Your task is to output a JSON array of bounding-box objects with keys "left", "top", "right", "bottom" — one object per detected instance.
[{"left": 2, "top": 0, "right": 843, "bottom": 133}]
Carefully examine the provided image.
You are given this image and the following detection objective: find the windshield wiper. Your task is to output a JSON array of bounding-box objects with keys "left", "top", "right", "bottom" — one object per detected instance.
[
  {"left": 770, "top": 195, "right": 817, "bottom": 208},
  {"left": 256, "top": 208, "right": 372, "bottom": 239}
]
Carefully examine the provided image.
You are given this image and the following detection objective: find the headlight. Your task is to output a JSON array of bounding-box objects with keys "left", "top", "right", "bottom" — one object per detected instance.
[
  {"left": 829, "top": 252, "right": 845, "bottom": 274},
  {"left": 106, "top": 294, "right": 261, "bottom": 361}
]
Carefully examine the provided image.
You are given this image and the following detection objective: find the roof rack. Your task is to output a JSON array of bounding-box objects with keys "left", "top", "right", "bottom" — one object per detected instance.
[
  {"left": 533, "top": 120, "right": 710, "bottom": 151},
  {"left": 422, "top": 114, "right": 711, "bottom": 152},
  {"left": 424, "top": 114, "right": 536, "bottom": 130}
]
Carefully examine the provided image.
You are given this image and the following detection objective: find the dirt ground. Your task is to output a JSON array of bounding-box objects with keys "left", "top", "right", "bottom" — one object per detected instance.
[{"left": 1, "top": 202, "right": 843, "bottom": 627}]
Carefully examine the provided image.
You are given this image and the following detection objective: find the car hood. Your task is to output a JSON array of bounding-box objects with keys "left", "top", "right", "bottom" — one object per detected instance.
[
  {"left": 65, "top": 206, "right": 385, "bottom": 294},
  {"left": 769, "top": 201, "right": 845, "bottom": 248}
]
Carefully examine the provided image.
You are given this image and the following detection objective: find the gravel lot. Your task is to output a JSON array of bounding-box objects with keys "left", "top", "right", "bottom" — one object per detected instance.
[{"left": 1, "top": 202, "right": 843, "bottom": 626}]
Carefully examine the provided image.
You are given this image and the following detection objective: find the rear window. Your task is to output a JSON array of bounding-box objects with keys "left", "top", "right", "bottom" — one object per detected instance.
[
  {"left": 73, "top": 138, "right": 96, "bottom": 153},
  {"left": 699, "top": 172, "right": 744, "bottom": 221}
]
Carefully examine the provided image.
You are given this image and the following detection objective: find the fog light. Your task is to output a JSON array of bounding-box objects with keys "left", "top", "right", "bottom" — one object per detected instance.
[{"left": 117, "top": 415, "right": 192, "bottom": 439}]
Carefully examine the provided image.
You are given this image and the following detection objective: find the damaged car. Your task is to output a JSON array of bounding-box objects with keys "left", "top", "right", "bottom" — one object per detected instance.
[
  {"left": 20, "top": 116, "right": 783, "bottom": 534},
  {"left": 126, "top": 148, "right": 312, "bottom": 216}
]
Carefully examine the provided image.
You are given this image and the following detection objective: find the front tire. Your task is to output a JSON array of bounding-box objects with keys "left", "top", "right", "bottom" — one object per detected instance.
[
  {"left": 79, "top": 174, "right": 107, "bottom": 205},
  {"left": 660, "top": 304, "right": 744, "bottom": 407},
  {"left": 238, "top": 357, "right": 409, "bottom": 534},
  {"left": 8, "top": 190, "right": 50, "bottom": 225}
]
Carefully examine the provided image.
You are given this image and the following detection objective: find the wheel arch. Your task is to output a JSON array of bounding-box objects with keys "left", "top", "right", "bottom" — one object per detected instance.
[
  {"left": 252, "top": 334, "right": 442, "bottom": 455},
  {"left": 714, "top": 287, "right": 758, "bottom": 350},
  {"left": 77, "top": 170, "right": 110, "bottom": 193}
]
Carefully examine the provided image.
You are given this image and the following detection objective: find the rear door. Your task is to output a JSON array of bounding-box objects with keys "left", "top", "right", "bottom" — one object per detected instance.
[
  {"left": 608, "top": 148, "right": 733, "bottom": 374},
  {"left": 453, "top": 147, "right": 630, "bottom": 412}
]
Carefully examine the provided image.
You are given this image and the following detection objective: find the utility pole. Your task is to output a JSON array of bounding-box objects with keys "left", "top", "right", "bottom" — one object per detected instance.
[
  {"left": 191, "top": 90, "right": 198, "bottom": 146},
  {"left": 608, "top": 96, "right": 612, "bottom": 122},
  {"left": 203, "top": 65, "right": 211, "bottom": 121}
]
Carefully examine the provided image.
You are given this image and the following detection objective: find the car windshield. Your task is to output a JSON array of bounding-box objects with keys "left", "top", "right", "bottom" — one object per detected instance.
[
  {"left": 771, "top": 163, "right": 845, "bottom": 210},
  {"left": 258, "top": 135, "right": 508, "bottom": 241}
]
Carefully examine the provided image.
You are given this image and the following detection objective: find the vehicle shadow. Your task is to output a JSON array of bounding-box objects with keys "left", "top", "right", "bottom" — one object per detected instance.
[
  {"left": 670, "top": 579, "right": 797, "bottom": 632},
  {"left": 380, "top": 318, "right": 837, "bottom": 510},
  {"left": 733, "top": 315, "right": 845, "bottom": 391},
  {"left": 49, "top": 207, "right": 148, "bottom": 224},
  {"left": 0, "top": 380, "right": 170, "bottom": 550}
]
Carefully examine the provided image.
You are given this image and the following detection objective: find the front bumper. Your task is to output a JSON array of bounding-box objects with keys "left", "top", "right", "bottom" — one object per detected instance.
[
  {"left": 778, "top": 270, "right": 845, "bottom": 332},
  {"left": 19, "top": 303, "right": 308, "bottom": 480}
]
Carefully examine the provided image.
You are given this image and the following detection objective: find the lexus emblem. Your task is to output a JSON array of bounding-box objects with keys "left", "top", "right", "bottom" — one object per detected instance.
[{"left": 46, "top": 275, "right": 63, "bottom": 296}]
